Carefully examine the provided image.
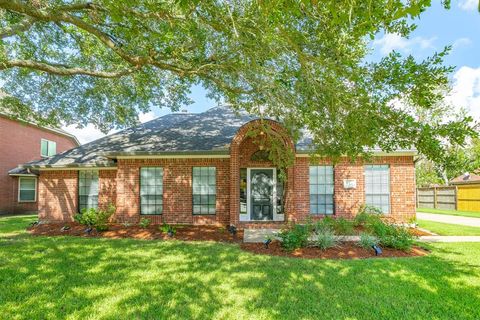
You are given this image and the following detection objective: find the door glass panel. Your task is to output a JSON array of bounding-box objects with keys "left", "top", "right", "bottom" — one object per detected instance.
[{"left": 250, "top": 169, "right": 274, "bottom": 221}]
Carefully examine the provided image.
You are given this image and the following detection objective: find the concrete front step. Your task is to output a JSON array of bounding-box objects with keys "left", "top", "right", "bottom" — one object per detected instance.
[
  {"left": 243, "top": 228, "right": 280, "bottom": 243},
  {"left": 243, "top": 229, "right": 480, "bottom": 243}
]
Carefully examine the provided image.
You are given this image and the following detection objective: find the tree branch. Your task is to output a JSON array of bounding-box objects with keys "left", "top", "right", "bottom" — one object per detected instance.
[
  {"left": 0, "top": 59, "right": 137, "bottom": 78},
  {"left": 0, "top": 16, "right": 38, "bottom": 39},
  {"left": 0, "top": 0, "right": 252, "bottom": 94}
]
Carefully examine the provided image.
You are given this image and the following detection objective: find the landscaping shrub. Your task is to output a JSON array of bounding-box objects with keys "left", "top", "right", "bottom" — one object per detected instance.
[
  {"left": 74, "top": 204, "right": 115, "bottom": 231},
  {"left": 159, "top": 222, "right": 176, "bottom": 236},
  {"left": 139, "top": 218, "right": 151, "bottom": 228},
  {"left": 366, "top": 218, "right": 415, "bottom": 251},
  {"left": 332, "top": 217, "right": 354, "bottom": 235},
  {"left": 381, "top": 227, "right": 415, "bottom": 251},
  {"left": 317, "top": 216, "right": 335, "bottom": 229},
  {"left": 354, "top": 205, "right": 383, "bottom": 226},
  {"left": 278, "top": 223, "right": 310, "bottom": 251},
  {"left": 315, "top": 225, "right": 338, "bottom": 250},
  {"left": 315, "top": 217, "right": 354, "bottom": 235},
  {"left": 358, "top": 233, "right": 379, "bottom": 249}
]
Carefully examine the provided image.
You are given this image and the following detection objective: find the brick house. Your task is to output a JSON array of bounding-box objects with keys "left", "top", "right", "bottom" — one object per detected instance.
[
  {"left": 16, "top": 106, "right": 416, "bottom": 227},
  {"left": 1, "top": 113, "right": 79, "bottom": 214}
]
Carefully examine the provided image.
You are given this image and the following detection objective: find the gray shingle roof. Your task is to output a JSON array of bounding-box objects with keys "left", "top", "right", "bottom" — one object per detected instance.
[
  {"left": 20, "top": 106, "right": 258, "bottom": 168},
  {"left": 17, "top": 105, "right": 416, "bottom": 169},
  {"left": 8, "top": 167, "right": 39, "bottom": 176}
]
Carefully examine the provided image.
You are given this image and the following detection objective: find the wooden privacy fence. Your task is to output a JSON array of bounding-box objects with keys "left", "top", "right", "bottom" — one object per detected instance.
[
  {"left": 457, "top": 184, "right": 480, "bottom": 212},
  {"left": 417, "top": 184, "right": 480, "bottom": 211},
  {"left": 417, "top": 186, "right": 457, "bottom": 210}
]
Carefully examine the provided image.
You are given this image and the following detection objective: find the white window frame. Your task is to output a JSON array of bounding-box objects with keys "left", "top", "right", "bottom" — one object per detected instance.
[
  {"left": 18, "top": 177, "right": 37, "bottom": 203},
  {"left": 140, "top": 167, "right": 164, "bottom": 215},
  {"left": 309, "top": 165, "right": 335, "bottom": 215},
  {"left": 40, "top": 138, "right": 57, "bottom": 157},
  {"left": 192, "top": 167, "right": 217, "bottom": 215},
  {"left": 78, "top": 170, "right": 99, "bottom": 212},
  {"left": 364, "top": 165, "right": 391, "bottom": 214}
]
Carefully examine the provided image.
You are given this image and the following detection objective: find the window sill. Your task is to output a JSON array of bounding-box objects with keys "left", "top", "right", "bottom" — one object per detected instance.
[{"left": 18, "top": 200, "right": 37, "bottom": 203}]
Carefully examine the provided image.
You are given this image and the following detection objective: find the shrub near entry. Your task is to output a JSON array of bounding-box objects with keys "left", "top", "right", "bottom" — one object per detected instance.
[
  {"left": 74, "top": 205, "right": 115, "bottom": 231},
  {"left": 139, "top": 218, "right": 151, "bottom": 229},
  {"left": 315, "top": 224, "right": 338, "bottom": 250},
  {"left": 278, "top": 223, "right": 310, "bottom": 251},
  {"left": 358, "top": 233, "right": 380, "bottom": 250}
]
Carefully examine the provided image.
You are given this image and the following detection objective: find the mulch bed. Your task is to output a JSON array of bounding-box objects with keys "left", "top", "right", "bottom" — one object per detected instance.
[
  {"left": 240, "top": 241, "right": 429, "bottom": 260},
  {"left": 28, "top": 223, "right": 431, "bottom": 260},
  {"left": 28, "top": 223, "right": 243, "bottom": 243}
]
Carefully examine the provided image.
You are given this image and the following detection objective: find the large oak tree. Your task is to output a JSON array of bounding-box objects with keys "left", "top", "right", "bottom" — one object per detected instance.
[{"left": 0, "top": 0, "right": 477, "bottom": 166}]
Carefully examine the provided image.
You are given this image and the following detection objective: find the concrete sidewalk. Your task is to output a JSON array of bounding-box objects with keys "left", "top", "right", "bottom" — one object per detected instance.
[
  {"left": 243, "top": 228, "right": 480, "bottom": 243},
  {"left": 417, "top": 212, "right": 480, "bottom": 227},
  {"left": 417, "top": 236, "right": 480, "bottom": 242}
]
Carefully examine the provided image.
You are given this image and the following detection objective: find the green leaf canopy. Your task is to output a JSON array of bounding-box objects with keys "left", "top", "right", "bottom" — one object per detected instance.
[{"left": 0, "top": 0, "right": 477, "bottom": 164}]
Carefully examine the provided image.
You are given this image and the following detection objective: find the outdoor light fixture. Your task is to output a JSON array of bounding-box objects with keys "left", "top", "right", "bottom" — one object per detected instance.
[
  {"left": 227, "top": 225, "right": 237, "bottom": 236},
  {"left": 372, "top": 245, "right": 383, "bottom": 256},
  {"left": 264, "top": 238, "right": 272, "bottom": 249},
  {"left": 84, "top": 227, "right": 93, "bottom": 234},
  {"left": 228, "top": 225, "right": 237, "bottom": 234},
  {"left": 60, "top": 226, "right": 70, "bottom": 232}
]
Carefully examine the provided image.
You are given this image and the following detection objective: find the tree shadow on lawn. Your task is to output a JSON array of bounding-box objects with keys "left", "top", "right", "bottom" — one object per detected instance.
[{"left": 0, "top": 235, "right": 479, "bottom": 320}]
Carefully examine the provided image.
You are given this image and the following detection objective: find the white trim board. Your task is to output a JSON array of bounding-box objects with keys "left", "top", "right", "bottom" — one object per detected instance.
[{"left": 115, "top": 154, "right": 230, "bottom": 159}]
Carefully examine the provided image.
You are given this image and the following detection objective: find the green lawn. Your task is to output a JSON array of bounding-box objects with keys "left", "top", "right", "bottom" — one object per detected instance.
[
  {"left": 417, "top": 207, "right": 480, "bottom": 218},
  {"left": 417, "top": 219, "right": 480, "bottom": 236},
  {"left": 1, "top": 216, "right": 480, "bottom": 319}
]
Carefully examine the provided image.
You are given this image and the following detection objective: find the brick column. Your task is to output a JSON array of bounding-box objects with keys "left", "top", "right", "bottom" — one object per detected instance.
[
  {"left": 390, "top": 157, "right": 416, "bottom": 221},
  {"left": 98, "top": 169, "right": 117, "bottom": 211}
]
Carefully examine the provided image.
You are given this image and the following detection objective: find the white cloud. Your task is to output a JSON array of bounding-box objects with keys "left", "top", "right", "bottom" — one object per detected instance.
[
  {"left": 452, "top": 37, "right": 472, "bottom": 50},
  {"left": 459, "top": 0, "right": 478, "bottom": 11},
  {"left": 138, "top": 111, "right": 155, "bottom": 123},
  {"left": 374, "top": 33, "right": 437, "bottom": 55},
  {"left": 63, "top": 111, "right": 158, "bottom": 144},
  {"left": 445, "top": 66, "right": 480, "bottom": 123}
]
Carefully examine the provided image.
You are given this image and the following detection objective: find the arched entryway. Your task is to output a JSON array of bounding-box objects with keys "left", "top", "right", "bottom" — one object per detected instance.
[{"left": 229, "top": 119, "right": 295, "bottom": 226}]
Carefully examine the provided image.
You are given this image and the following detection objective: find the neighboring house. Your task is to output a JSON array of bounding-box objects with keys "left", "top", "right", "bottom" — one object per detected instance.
[
  {"left": 15, "top": 106, "right": 416, "bottom": 226},
  {"left": 0, "top": 113, "right": 79, "bottom": 214},
  {"left": 451, "top": 172, "right": 480, "bottom": 186}
]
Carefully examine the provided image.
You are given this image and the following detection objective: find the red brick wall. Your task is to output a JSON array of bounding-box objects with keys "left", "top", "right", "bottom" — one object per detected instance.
[
  {"left": 0, "top": 116, "right": 78, "bottom": 214},
  {"left": 99, "top": 170, "right": 117, "bottom": 210},
  {"left": 115, "top": 158, "right": 230, "bottom": 225},
  {"left": 34, "top": 119, "right": 415, "bottom": 225},
  {"left": 293, "top": 156, "right": 416, "bottom": 222},
  {"left": 36, "top": 155, "right": 415, "bottom": 225},
  {"left": 230, "top": 120, "right": 295, "bottom": 227},
  {"left": 38, "top": 170, "right": 78, "bottom": 222}
]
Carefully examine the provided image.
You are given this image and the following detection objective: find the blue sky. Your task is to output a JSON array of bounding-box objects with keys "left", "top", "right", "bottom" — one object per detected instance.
[{"left": 68, "top": 1, "right": 480, "bottom": 143}]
